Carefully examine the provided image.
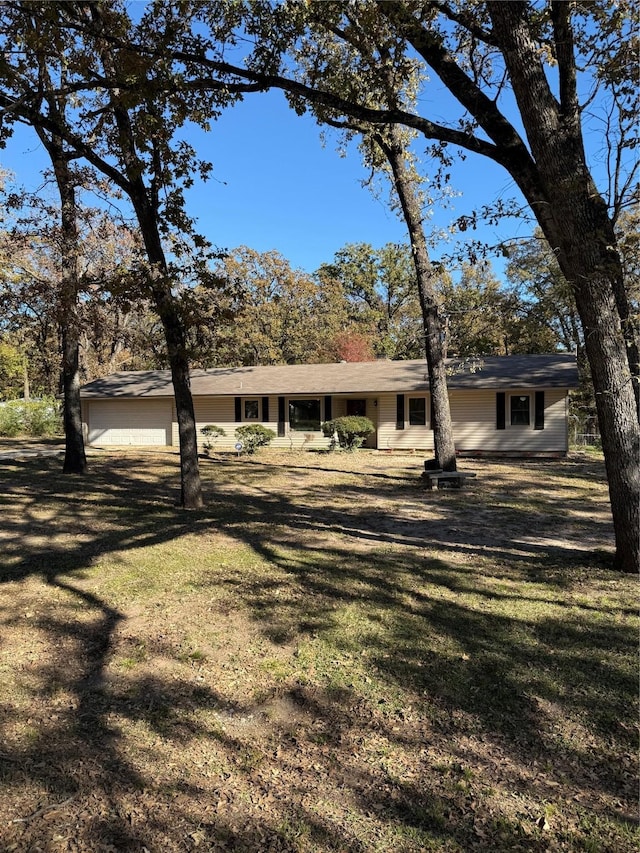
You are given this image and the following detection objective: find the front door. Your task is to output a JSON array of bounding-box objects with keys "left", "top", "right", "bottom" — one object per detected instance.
[
  {"left": 346, "top": 398, "right": 377, "bottom": 448},
  {"left": 346, "top": 399, "right": 367, "bottom": 417}
]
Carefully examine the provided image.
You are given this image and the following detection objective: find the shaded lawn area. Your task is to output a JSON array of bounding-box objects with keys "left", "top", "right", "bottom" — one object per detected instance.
[{"left": 0, "top": 448, "right": 637, "bottom": 852}]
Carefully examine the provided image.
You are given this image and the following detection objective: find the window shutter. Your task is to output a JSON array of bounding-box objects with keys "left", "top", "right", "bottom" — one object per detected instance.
[
  {"left": 396, "top": 394, "right": 405, "bottom": 430},
  {"left": 277, "top": 396, "right": 285, "bottom": 437},
  {"left": 261, "top": 396, "right": 269, "bottom": 423},
  {"left": 324, "top": 396, "right": 332, "bottom": 422},
  {"left": 234, "top": 397, "right": 242, "bottom": 422},
  {"left": 534, "top": 391, "right": 545, "bottom": 430},
  {"left": 429, "top": 394, "right": 434, "bottom": 431},
  {"left": 496, "top": 392, "right": 506, "bottom": 430}
]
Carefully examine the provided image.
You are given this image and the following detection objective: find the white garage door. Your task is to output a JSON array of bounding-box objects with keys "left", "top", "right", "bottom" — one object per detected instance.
[{"left": 88, "top": 399, "right": 172, "bottom": 445}]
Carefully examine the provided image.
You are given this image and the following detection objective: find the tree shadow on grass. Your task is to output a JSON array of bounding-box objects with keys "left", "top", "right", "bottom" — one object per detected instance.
[
  {"left": 0, "top": 452, "right": 636, "bottom": 851},
  {"left": 222, "top": 536, "right": 636, "bottom": 736},
  {"left": 194, "top": 459, "right": 634, "bottom": 815},
  {"left": 0, "top": 585, "right": 483, "bottom": 851}
]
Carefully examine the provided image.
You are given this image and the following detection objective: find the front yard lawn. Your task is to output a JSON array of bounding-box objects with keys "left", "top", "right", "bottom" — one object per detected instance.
[{"left": 0, "top": 449, "right": 637, "bottom": 852}]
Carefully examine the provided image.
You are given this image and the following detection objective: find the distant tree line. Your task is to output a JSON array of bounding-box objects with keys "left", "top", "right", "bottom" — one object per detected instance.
[
  {"left": 3, "top": 205, "right": 638, "bottom": 440},
  {"left": 4, "top": 209, "right": 622, "bottom": 429}
]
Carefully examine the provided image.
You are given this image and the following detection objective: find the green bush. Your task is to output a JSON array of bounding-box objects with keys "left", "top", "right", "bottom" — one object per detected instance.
[
  {"left": 26, "top": 399, "right": 63, "bottom": 436},
  {"left": 322, "top": 415, "right": 375, "bottom": 451},
  {"left": 0, "top": 398, "right": 62, "bottom": 437},
  {"left": 235, "top": 423, "right": 276, "bottom": 455},
  {"left": 200, "top": 424, "right": 226, "bottom": 455},
  {"left": 0, "top": 402, "right": 23, "bottom": 437}
]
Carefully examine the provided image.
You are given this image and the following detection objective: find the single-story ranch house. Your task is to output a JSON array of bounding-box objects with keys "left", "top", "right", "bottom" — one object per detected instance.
[{"left": 80, "top": 354, "right": 578, "bottom": 455}]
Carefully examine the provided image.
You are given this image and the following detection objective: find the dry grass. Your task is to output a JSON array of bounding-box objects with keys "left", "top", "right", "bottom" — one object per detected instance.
[{"left": 0, "top": 448, "right": 637, "bottom": 852}]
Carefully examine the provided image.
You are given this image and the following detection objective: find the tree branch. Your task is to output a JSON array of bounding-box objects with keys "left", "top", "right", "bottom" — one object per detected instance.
[
  {"left": 377, "top": 2, "right": 535, "bottom": 156},
  {"left": 173, "top": 52, "right": 502, "bottom": 159},
  {"left": 550, "top": 2, "right": 579, "bottom": 120},
  {"left": 431, "top": 1, "right": 499, "bottom": 47},
  {"left": 0, "top": 92, "right": 133, "bottom": 194}
]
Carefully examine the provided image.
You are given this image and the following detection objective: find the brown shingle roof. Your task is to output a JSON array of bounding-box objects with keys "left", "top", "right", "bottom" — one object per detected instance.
[{"left": 80, "top": 354, "right": 578, "bottom": 398}]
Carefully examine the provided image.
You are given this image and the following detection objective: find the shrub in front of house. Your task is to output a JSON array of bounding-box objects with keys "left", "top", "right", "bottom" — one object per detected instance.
[
  {"left": 200, "top": 424, "right": 226, "bottom": 455},
  {"left": 322, "top": 416, "right": 375, "bottom": 451},
  {"left": 235, "top": 424, "right": 276, "bottom": 455},
  {"left": 0, "top": 398, "right": 62, "bottom": 437}
]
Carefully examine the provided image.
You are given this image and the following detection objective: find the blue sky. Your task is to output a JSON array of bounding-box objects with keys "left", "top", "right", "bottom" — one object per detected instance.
[
  {"left": 2, "top": 86, "right": 528, "bottom": 277},
  {"left": 188, "top": 89, "right": 527, "bottom": 274}
]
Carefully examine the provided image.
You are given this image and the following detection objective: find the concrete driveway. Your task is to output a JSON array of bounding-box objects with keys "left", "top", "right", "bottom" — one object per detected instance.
[{"left": 0, "top": 444, "right": 65, "bottom": 461}]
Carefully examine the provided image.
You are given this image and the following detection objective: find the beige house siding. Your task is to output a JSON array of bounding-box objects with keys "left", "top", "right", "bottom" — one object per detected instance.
[
  {"left": 451, "top": 388, "right": 567, "bottom": 451},
  {"left": 377, "top": 392, "right": 435, "bottom": 451},
  {"left": 189, "top": 394, "right": 326, "bottom": 450},
  {"left": 377, "top": 389, "right": 568, "bottom": 452},
  {"left": 189, "top": 395, "right": 293, "bottom": 449},
  {"left": 86, "top": 386, "right": 568, "bottom": 455},
  {"left": 187, "top": 397, "right": 235, "bottom": 448}
]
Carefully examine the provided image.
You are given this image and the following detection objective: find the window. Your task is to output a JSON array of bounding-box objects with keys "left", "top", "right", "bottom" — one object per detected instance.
[
  {"left": 510, "top": 395, "right": 530, "bottom": 426},
  {"left": 244, "top": 399, "right": 259, "bottom": 420},
  {"left": 409, "top": 397, "right": 427, "bottom": 426},
  {"left": 289, "top": 398, "right": 321, "bottom": 431}
]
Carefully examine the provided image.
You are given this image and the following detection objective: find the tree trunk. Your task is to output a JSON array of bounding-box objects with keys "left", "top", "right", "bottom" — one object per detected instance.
[
  {"left": 553, "top": 213, "right": 639, "bottom": 573},
  {"left": 378, "top": 127, "right": 457, "bottom": 471},
  {"left": 61, "top": 324, "right": 87, "bottom": 474},
  {"left": 488, "top": 3, "right": 639, "bottom": 572},
  {"left": 30, "top": 21, "right": 87, "bottom": 474},
  {"left": 94, "top": 30, "right": 203, "bottom": 509},
  {"left": 45, "top": 136, "right": 87, "bottom": 475},
  {"left": 133, "top": 206, "right": 203, "bottom": 509},
  {"left": 576, "top": 272, "right": 639, "bottom": 573},
  {"left": 22, "top": 357, "right": 29, "bottom": 401},
  {"left": 147, "top": 265, "right": 203, "bottom": 509}
]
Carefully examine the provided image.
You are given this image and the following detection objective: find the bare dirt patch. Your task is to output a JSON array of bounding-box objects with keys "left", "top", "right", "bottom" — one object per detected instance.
[{"left": 0, "top": 449, "right": 636, "bottom": 852}]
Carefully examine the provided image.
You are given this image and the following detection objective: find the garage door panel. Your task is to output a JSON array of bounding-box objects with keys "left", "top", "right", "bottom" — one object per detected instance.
[{"left": 88, "top": 400, "right": 171, "bottom": 445}]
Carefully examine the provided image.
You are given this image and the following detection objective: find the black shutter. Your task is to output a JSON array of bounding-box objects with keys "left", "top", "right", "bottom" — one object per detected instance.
[
  {"left": 234, "top": 396, "right": 242, "bottom": 422},
  {"left": 396, "top": 394, "right": 405, "bottom": 430},
  {"left": 429, "top": 394, "right": 434, "bottom": 431},
  {"left": 324, "top": 396, "right": 332, "bottom": 422},
  {"left": 534, "top": 391, "right": 545, "bottom": 430},
  {"left": 262, "top": 396, "right": 269, "bottom": 423},
  {"left": 496, "top": 392, "right": 506, "bottom": 430},
  {"left": 277, "top": 396, "right": 285, "bottom": 437}
]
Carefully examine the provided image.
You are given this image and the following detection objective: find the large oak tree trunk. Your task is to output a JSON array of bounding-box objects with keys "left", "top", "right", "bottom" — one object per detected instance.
[
  {"left": 379, "top": 127, "right": 457, "bottom": 471},
  {"left": 489, "top": 3, "right": 639, "bottom": 572},
  {"left": 61, "top": 324, "right": 87, "bottom": 475},
  {"left": 552, "top": 212, "right": 639, "bottom": 574},
  {"left": 144, "top": 260, "right": 203, "bottom": 509}
]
